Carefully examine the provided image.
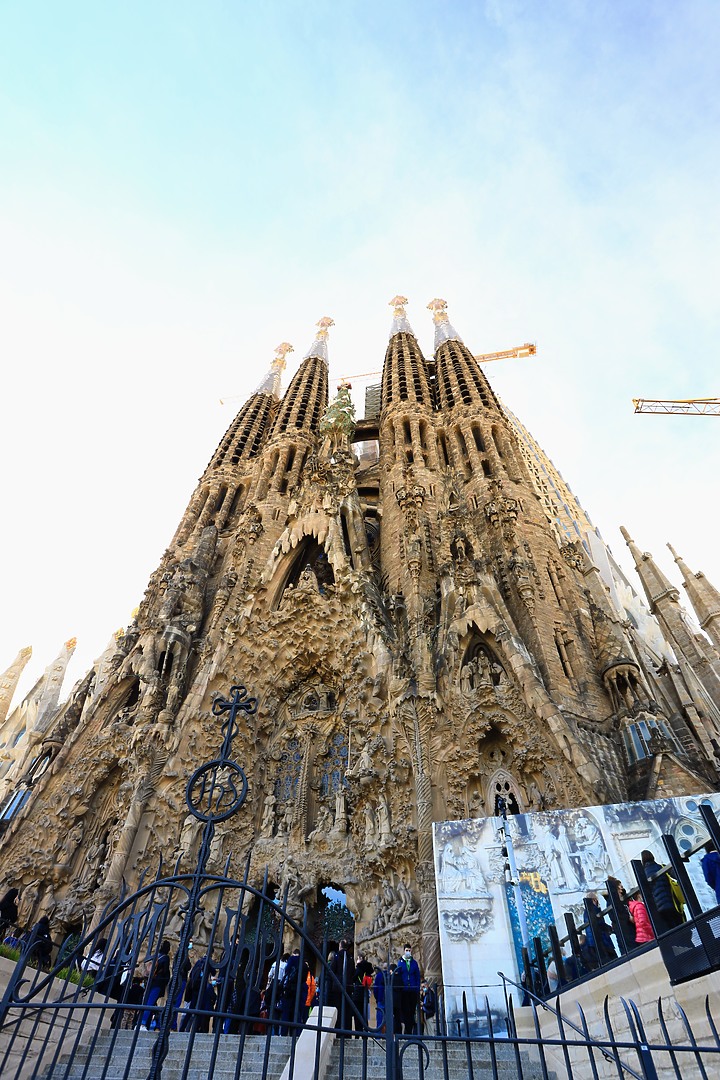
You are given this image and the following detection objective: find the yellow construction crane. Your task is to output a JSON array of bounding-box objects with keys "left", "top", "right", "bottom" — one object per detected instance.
[
  {"left": 633, "top": 397, "right": 720, "bottom": 416},
  {"left": 473, "top": 342, "right": 537, "bottom": 364},
  {"left": 336, "top": 343, "right": 538, "bottom": 383}
]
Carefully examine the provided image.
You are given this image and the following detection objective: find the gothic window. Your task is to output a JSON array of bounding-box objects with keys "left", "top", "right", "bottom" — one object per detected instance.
[
  {"left": 319, "top": 733, "right": 349, "bottom": 797},
  {"left": 275, "top": 737, "right": 303, "bottom": 803},
  {"left": 488, "top": 769, "right": 524, "bottom": 816}
]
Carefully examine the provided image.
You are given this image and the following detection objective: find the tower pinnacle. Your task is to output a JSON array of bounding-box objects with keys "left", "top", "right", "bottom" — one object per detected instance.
[
  {"left": 428, "top": 298, "right": 463, "bottom": 349},
  {"left": 303, "top": 317, "right": 334, "bottom": 363},
  {"left": 254, "top": 342, "right": 293, "bottom": 399},
  {"left": 668, "top": 543, "right": 720, "bottom": 653},
  {"left": 389, "top": 295, "right": 414, "bottom": 337}
]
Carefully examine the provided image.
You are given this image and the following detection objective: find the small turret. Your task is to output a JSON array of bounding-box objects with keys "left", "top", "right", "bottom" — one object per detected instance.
[
  {"left": 621, "top": 527, "right": 720, "bottom": 702},
  {"left": 429, "top": 299, "right": 501, "bottom": 414},
  {"left": 381, "top": 297, "right": 434, "bottom": 410},
  {"left": 668, "top": 544, "right": 720, "bottom": 654},
  {"left": 269, "top": 319, "right": 331, "bottom": 438}
]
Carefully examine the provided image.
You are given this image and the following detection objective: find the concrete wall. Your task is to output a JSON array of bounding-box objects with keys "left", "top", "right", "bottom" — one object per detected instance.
[{"left": 514, "top": 945, "right": 720, "bottom": 1080}]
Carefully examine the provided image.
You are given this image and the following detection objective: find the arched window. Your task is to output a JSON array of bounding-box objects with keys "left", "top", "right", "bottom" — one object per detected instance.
[{"left": 488, "top": 769, "right": 524, "bottom": 816}]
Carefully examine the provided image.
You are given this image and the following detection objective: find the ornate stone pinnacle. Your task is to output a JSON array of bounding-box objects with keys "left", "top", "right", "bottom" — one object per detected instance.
[
  {"left": 389, "top": 295, "right": 409, "bottom": 317},
  {"left": 315, "top": 316, "right": 334, "bottom": 339},
  {"left": 427, "top": 298, "right": 449, "bottom": 323},
  {"left": 273, "top": 342, "right": 294, "bottom": 370}
]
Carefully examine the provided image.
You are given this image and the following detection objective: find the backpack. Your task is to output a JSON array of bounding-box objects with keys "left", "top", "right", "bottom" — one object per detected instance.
[{"left": 185, "top": 958, "right": 205, "bottom": 1001}]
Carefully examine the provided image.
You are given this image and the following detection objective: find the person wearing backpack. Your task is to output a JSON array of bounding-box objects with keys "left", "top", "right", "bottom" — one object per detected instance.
[
  {"left": 279, "top": 947, "right": 310, "bottom": 1034},
  {"left": 180, "top": 953, "right": 217, "bottom": 1032}
]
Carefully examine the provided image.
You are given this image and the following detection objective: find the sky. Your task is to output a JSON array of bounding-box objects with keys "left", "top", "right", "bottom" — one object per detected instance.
[{"left": 1, "top": 0, "right": 719, "bottom": 708}]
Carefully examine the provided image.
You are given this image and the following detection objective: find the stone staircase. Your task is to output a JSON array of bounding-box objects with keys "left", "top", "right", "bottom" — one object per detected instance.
[
  {"left": 327, "top": 1037, "right": 554, "bottom": 1079},
  {"left": 41, "top": 1030, "right": 293, "bottom": 1079},
  {"left": 41, "top": 1028, "right": 554, "bottom": 1080}
]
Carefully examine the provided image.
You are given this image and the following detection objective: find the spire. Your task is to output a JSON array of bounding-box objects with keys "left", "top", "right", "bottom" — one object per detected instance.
[
  {"left": 0, "top": 647, "right": 32, "bottom": 728},
  {"left": 428, "top": 298, "right": 462, "bottom": 349},
  {"left": 620, "top": 527, "right": 679, "bottom": 608},
  {"left": 254, "top": 342, "right": 293, "bottom": 399},
  {"left": 389, "top": 295, "right": 415, "bottom": 337},
  {"left": 381, "top": 298, "right": 434, "bottom": 409},
  {"left": 428, "top": 298, "right": 502, "bottom": 414},
  {"left": 270, "top": 317, "right": 331, "bottom": 438},
  {"left": 303, "top": 316, "right": 334, "bottom": 363},
  {"left": 668, "top": 544, "right": 720, "bottom": 652}
]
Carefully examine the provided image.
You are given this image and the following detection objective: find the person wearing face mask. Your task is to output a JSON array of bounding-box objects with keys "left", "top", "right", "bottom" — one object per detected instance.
[{"left": 395, "top": 944, "right": 421, "bottom": 1034}]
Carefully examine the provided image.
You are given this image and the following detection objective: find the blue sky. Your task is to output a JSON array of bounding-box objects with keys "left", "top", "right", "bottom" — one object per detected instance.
[{"left": 1, "top": 1, "right": 719, "bottom": 700}]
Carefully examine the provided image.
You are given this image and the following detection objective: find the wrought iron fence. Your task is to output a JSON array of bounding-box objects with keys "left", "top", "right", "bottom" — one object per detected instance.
[{"left": 0, "top": 685, "right": 719, "bottom": 1079}]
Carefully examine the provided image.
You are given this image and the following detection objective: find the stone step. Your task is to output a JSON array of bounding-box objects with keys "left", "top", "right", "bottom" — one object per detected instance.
[
  {"left": 327, "top": 1041, "right": 553, "bottom": 1080},
  {"left": 41, "top": 1032, "right": 293, "bottom": 1079}
]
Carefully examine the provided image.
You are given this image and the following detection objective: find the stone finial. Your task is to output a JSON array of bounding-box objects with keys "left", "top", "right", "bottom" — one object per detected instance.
[
  {"left": 254, "top": 343, "right": 294, "bottom": 398},
  {"left": 304, "top": 317, "right": 334, "bottom": 362},
  {"left": 389, "top": 295, "right": 414, "bottom": 337},
  {"left": 427, "top": 298, "right": 463, "bottom": 349}
]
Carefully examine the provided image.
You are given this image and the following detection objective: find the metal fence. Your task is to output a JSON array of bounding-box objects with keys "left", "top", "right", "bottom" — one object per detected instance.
[{"left": 1, "top": 686, "right": 720, "bottom": 1079}]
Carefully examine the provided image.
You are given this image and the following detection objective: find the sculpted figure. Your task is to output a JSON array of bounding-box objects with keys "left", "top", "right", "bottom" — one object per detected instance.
[
  {"left": 332, "top": 787, "right": 348, "bottom": 834},
  {"left": 260, "top": 792, "right": 277, "bottom": 838},
  {"left": 396, "top": 878, "right": 416, "bottom": 920},
  {"left": 308, "top": 804, "right": 333, "bottom": 841},
  {"left": 177, "top": 813, "right": 202, "bottom": 863},
  {"left": 364, "top": 803, "right": 378, "bottom": 847},
  {"left": 377, "top": 793, "right": 394, "bottom": 845}
]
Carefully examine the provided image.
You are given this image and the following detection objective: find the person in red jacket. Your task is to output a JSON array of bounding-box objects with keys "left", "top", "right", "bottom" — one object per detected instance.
[{"left": 628, "top": 897, "right": 655, "bottom": 944}]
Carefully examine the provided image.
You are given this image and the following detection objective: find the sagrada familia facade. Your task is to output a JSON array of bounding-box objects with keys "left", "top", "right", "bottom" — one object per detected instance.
[{"left": 1, "top": 298, "right": 720, "bottom": 981}]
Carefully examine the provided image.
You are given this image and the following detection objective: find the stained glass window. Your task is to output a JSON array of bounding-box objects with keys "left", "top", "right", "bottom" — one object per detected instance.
[
  {"left": 275, "top": 737, "right": 303, "bottom": 802},
  {"left": 320, "top": 732, "right": 349, "bottom": 797}
]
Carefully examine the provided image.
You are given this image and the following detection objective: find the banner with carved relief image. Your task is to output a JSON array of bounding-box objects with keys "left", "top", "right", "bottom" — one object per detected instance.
[{"left": 433, "top": 792, "right": 720, "bottom": 1033}]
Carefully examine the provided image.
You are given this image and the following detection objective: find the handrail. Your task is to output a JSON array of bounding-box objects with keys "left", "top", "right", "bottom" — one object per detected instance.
[{"left": 498, "top": 970, "right": 645, "bottom": 1079}]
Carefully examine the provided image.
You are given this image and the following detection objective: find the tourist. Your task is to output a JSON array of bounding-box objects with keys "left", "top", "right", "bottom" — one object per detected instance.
[
  {"left": 419, "top": 980, "right": 436, "bottom": 1032},
  {"left": 279, "top": 947, "right": 311, "bottom": 1034},
  {"left": 0, "top": 888, "right": 19, "bottom": 939},
  {"left": 640, "top": 850, "right": 683, "bottom": 932},
  {"left": 83, "top": 937, "right": 108, "bottom": 979},
  {"left": 701, "top": 840, "right": 720, "bottom": 906},
  {"left": 170, "top": 941, "right": 193, "bottom": 1030},
  {"left": 139, "top": 939, "right": 171, "bottom": 1031},
  {"left": 180, "top": 952, "right": 217, "bottom": 1033},
  {"left": 584, "top": 892, "right": 617, "bottom": 965},
  {"left": 628, "top": 895, "right": 655, "bottom": 943},
  {"left": 395, "top": 944, "right": 421, "bottom": 1034},
  {"left": 372, "top": 965, "right": 386, "bottom": 1032},
  {"left": 265, "top": 951, "right": 289, "bottom": 1033},
  {"left": 23, "top": 915, "right": 53, "bottom": 970},
  {"left": 354, "top": 951, "right": 373, "bottom": 1027},
  {"left": 329, "top": 939, "right": 356, "bottom": 1030},
  {"left": 606, "top": 877, "right": 636, "bottom": 951}
]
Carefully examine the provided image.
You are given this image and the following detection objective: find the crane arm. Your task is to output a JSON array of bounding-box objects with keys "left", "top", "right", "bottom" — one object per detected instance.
[
  {"left": 474, "top": 343, "right": 536, "bottom": 363},
  {"left": 633, "top": 398, "right": 720, "bottom": 416}
]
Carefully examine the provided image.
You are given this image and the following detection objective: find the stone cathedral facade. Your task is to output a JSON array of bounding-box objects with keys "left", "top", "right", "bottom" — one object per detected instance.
[{"left": 2, "top": 298, "right": 720, "bottom": 982}]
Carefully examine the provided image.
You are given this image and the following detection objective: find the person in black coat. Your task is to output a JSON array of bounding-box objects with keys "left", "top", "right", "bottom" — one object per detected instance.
[
  {"left": 24, "top": 916, "right": 53, "bottom": 969},
  {"left": 641, "top": 850, "right": 683, "bottom": 933},
  {"left": 0, "top": 889, "right": 19, "bottom": 937},
  {"left": 329, "top": 939, "right": 356, "bottom": 1030}
]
